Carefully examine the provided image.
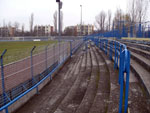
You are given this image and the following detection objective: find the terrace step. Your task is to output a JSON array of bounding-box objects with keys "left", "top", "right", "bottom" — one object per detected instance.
[
  {"left": 75, "top": 47, "right": 99, "bottom": 113},
  {"left": 128, "top": 72, "right": 150, "bottom": 113},
  {"left": 53, "top": 50, "right": 92, "bottom": 113},
  {"left": 38, "top": 53, "right": 83, "bottom": 113},
  {"left": 119, "top": 41, "right": 150, "bottom": 52},
  {"left": 99, "top": 49, "right": 120, "bottom": 113},
  {"left": 88, "top": 47, "right": 110, "bottom": 113},
  {"left": 130, "top": 58, "right": 150, "bottom": 97},
  {"left": 130, "top": 51, "right": 150, "bottom": 73},
  {"left": 127, "top": 46, "right": 150, "bottom": 60},
  {"left": 117, "top": 39, "right": 150, "bottom": 46}
]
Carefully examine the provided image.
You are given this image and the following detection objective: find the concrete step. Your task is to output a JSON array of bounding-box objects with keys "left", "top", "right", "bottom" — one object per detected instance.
[
  {"left": 130, "top": 59, "right": 150, "bottom": 97},
  {"left": 89, "top": 47, "right": 110, "bottom": 113},
  {"left": 99, "top": 49, "right": 120, "bottom": 113},
  {"left": 44, "top": 54, "right": 83, "bottom": 113},
  {"left": 117, "top": 39, "right": 150, "bottom": 46},
  {"left": 75, "top": 47, "right": 99, "bottom": 113},
  {"left": 127, "top": 46, "right": 150, "bottom": 60},
  {"left": 130, "top": 51, "right": 150, "bottom": 73},
  {"left": 53, "top": 50, "right": 92, "bottom": 113},
  {"left": 119, "top": 41, "right": 150, "bottom": 52},
  {"left": 128, "top": 75, "right": 150, "bottom": 113}
]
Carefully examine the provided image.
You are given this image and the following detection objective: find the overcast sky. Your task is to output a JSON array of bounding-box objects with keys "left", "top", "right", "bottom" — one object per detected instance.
[{"left": 0, "top": 0, "right": 149, "bottom": 30}]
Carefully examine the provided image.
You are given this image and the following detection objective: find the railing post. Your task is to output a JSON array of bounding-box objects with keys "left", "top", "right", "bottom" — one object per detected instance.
[
  {"left": 116, "top": 43, "right": 119, "bottom": 68},
  {"left": 124, "top": 50, "right": 130, "bottom": 113},
  {"left": 114, "top": 41, "right": 117, "bottom": 69},
  {"left": 119, "top": 51, "right": 124, "bottom": 113},
  {"left": 105, "top": 40, "right": 108, "bottom": 55},
  {"left": 109, "top": 41, "right": 113, "bottom": 60},
  {"left": 0, "top": 49, "right": 9, "bottom": 113},
  {"left": 102, "top": 40, "right": 103, "bottom": 51},
  {"left": 119, "top": 45, "right": 123, "bottom": 84},
  {"left": 30, "top": 46, "right": 38, "bottom": 94}
]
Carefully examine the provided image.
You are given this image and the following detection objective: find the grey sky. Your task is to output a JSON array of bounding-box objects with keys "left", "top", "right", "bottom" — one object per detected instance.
[{"left": 0, "top": 0, "right": 149, "bottom": 30}]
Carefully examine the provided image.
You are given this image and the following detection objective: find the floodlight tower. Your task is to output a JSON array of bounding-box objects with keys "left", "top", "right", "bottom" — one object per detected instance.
[{"left": 56, "top": 0, "right": 63, "bottom": 37}]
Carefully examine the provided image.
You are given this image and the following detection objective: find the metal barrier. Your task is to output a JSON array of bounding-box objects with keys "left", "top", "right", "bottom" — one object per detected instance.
[
  {"left": 90, "top": 37, "right": 130, "bottom": 113},
  {"left": 0, "top": 39, "right": 83, "bottom": 113}
]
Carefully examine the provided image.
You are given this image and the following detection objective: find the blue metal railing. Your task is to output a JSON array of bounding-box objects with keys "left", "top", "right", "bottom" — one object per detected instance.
[
  {"left": 0, "top": 39, "right": 83, "bottom": 113},
  {"left": 89, "top": 37, "right": 130, "bottom": 113}
]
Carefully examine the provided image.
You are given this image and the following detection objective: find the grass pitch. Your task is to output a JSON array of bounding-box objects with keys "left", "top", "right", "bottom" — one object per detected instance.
[{"left": 0, "top": 41, "right": 57, "bottom": 65}]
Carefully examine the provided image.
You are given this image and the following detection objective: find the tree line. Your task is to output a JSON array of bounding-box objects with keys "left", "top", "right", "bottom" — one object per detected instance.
[{"left": 94, "top": 0, "right": 149, "bottom": 33}]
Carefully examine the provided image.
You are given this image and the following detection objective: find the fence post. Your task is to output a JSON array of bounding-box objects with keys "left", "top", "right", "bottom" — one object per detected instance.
[
  {"left": 45, "top": 45, "right": 49, "bottom": 70},
  {"left": 0, "top": 49, "right": 9, "bottom": 113},
  {"left": 63, "top": 42, "right": 64, "bottom": 61},
  {"left": 58, "top": 41, "right": 61, "bottom": 64},
  {"left": 70, "top": 41, "right": 72, "bottom": 57},
  {"left": 30, "top": 46, "right": 38, "bottom": 94}
]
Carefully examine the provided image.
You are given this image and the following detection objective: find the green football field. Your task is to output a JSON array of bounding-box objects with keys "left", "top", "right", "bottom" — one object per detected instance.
[{"left": 0, "top": 41, "right": 57, "bottom": 65}]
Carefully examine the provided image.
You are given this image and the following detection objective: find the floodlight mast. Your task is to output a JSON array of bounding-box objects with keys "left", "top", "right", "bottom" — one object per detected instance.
[{"left": 56, "top": 0, "right": 62, "bottom": 37}]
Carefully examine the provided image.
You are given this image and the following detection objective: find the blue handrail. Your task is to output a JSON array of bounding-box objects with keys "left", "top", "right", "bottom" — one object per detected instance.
[{"left": 88, "top": 37, "right": 130, "bottom": 113}]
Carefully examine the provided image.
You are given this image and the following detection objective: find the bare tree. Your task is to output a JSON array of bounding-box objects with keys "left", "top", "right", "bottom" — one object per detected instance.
[
  {"left": 8, "top": 21, "right": 12, "bottom": 28},
  {"left": 136, "top": 0, "right": 149, "bottom": 23},
  {"left": 128, "top": 0, "right": 137, "bottom": 23},
  {"left": 14, "top": 22, "right": 20, "bottom": 36},
  {"left": 53, "top": 11, "right": 57, "bottom": 33},
  {"left": 3, "top": 19, "right": 6, "bottom": 27},
  {"left": 95, "top": 10, "right": 107, "bottom": 32},
  {"left": 29, "top": 13, "right": 34, "bottom": 35},
  {"left": 22, "top": 24, "right": 25, "bottom": 36},
  {"left": 60, "top": 11, "right": 63, "bottom": 34},
  {"left": 128, "top": 0, "right": 149, "bottom": 23},
  {"left": 14, "top": 22, "right": 19, "bottom": 30},
  {"left": 107, "top": 10, "right": 112, "bottom": 31},
  {"left": 113, "top": 8, "right": 124, "bottom": 30}
]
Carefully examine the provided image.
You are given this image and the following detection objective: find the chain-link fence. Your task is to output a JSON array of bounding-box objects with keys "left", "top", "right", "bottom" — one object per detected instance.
[{"left": 0, "top": 39, "right": 83, "bottom": 111}]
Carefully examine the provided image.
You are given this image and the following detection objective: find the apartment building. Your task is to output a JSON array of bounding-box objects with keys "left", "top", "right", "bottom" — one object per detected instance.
[
  {"left": 0, "top": 27, "right": 16, "bottom": 37},
  {"left": 34, "top": 25, "right": 54, "bottom": 36}
]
